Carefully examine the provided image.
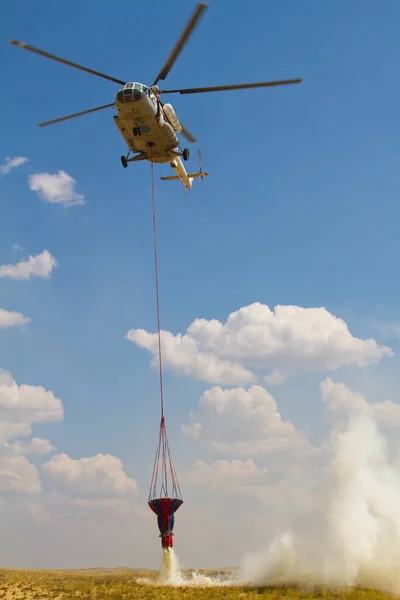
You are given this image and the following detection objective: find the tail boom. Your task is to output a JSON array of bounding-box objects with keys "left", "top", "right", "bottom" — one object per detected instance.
[{"left": 161, "top": 156, "right": 207, "bottom": 192}]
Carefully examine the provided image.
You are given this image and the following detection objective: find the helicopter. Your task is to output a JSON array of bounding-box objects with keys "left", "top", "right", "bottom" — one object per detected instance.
[{"left": 10, "top": 3, "right": 302, "bottom": 194}]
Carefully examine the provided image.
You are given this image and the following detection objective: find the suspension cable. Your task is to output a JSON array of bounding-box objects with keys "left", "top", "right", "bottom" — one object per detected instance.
[
  {"left": 150, "top": 161, "right": 165, "bottom": 420},
  {"left": 148, "top": 159, "right": 182, "bottom": 502}
]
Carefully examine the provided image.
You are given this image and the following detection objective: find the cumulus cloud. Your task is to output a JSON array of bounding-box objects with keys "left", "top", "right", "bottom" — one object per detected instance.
[
  {"left": 0, "top": 308, "right": 30, "bottom": 328},
  {"left": 183, "top": 385, "right": 311, "bottom": 457},
  {"left": 126, "top": 328, "right": 255, "bottom": 385},
  {"left": 0, "top": 456, "right": 41, "bottom": 494},
  {"left": 321, "top": 377, "right": 400, "bottom": 427},
  {"left": 0, "top": 250, "right": 58, "bottom": 280},
  {"left": 189, "top": 460, "right": 324, "bottom": 514},
  {"left": 0, "top": 156, "right": 28, "bottom": 175},
  {"left": 127, "top": 303, "right": 392, "bottom": 385},
  {"left": 6, "top": 438, "right": 55, "bottom": 456},
  {"left": 44, "top": 492, "right": 136, "bottom": 514},
  {"left": 181, "top": 421, "right": 202, "bottom": 439},
  {"left": 190, "top": 458, "right": 267, "bottom": 487},
  {"left": 0, "top": 368, "right": 145, "bottom": 564},
  {"left": 42, "top": 453, "right": 138, "bottom": 498},
  {"left": 28, "top": 170, "right": 85, "bottom": 207},
  {"left": 0, "top": 369, "right": 64, "bottom": 446}
]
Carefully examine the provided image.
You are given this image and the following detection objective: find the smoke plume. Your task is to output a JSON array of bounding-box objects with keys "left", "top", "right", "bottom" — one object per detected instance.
[{"left": 239, "top": 413, "right": 400, "bottom": 594}]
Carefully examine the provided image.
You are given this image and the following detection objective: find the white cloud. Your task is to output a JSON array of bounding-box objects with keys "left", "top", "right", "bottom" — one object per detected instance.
[
  {"left": 0, "top": 156, "right": 28, "bottom": 175},
  {"left": 42, "top": 453, "right": 138, "bottom": 498},
  {"left": 190, "top": 458, "right": 267, "bottom": 488},
  {"left": 126, "top": 328, "right": 255, "bottom": 385},
  {"left": 181, "top": 421, "right": 202, "bottom": 439},
  {"left": 0, "top": 250, "right": 58, "bottom": 280},
  {"left": 28, "top": 170, "right": 85, "bottom": 207},
  {"left": 44, "top": 491, "right": 137, "bottom": 513},
  {"left": 321, "top": 377, "right": 400, "bottom": 427},
  {"left": 12, "top": 244, "right": 22, "bottom": 252},
  {"left": 127, "top": 303, "right": 392, "bottom": 385},
  {"left": 0, "top": 369, "right": 148, "bottom": 567},
  {"left": 182, "top": 385, "right": 311, "bottom": 456},
  {"left": 264, "top": 369, "right": 286, "bottom": 386},
  {"left": 6, "top": 438, "right": 55, "bottom": 456},
  {"left": 0, "top": 369, "right": 64, "bottom": 446},
  {"left": 0, "top": 456, "right": 41, "bottom": 494},
  {"left": 0, "top": 308, "right": 30, "bottom": 329}
]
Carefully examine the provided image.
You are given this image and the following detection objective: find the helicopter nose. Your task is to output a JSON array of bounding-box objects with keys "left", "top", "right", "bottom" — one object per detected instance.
[{"left": 117, "top": 83, "right": 145, "bottom": 104}]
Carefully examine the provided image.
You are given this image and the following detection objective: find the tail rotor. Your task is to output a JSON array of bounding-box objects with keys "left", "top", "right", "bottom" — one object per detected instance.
[{"left": 197, "top": 150, "right": 207, "bottom": 192}]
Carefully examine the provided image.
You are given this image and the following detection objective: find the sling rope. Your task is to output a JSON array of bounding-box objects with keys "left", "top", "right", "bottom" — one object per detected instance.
[
  {"left": 148, "top": 161, "right": 182, "bottom": 501},
  {"left": 151, "top": 161, "right": 165, "bottom": 420}
]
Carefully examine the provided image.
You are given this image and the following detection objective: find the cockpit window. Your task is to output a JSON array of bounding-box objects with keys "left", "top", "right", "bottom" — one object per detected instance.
[{"left": 126, "top": 82, "right": 134, "bottom": 89}]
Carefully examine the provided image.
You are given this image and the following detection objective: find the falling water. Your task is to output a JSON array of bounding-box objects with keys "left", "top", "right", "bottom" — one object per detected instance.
[
  {"left": 159, "top": 547, "right": 184, "bottom": 584},
  {"left": 157, "top": 546, "right": 235, "bottom": 586}
]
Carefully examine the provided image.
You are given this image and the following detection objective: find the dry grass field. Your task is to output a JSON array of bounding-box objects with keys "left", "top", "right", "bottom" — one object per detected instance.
[{"left": 0, "top": 568, "right": 398, "bottom": 600}]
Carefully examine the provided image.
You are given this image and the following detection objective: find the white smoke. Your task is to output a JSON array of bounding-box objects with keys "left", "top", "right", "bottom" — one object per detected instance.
[
  {"left": 151, "top": 410, "right": 400, "bottom": 593},
  {"left": 239, "top": 413, "right": 400, "bottom": 594}
]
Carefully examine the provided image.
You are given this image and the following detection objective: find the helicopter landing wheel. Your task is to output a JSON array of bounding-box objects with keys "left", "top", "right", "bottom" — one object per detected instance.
[
  {"left": 121, "top": 155, "right": 128, "bottom": 168},
  {"left": 182, "top": 148, "right": 190, "bottom": 161},
  {"left": 133, "top": 126, "right": 142, "bottom": 137}
]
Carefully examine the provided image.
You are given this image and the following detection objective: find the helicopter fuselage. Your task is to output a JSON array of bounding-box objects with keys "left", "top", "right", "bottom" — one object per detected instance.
[
  {"left": 113, "top": 82, "right": 195, "bottom": 191},
  {"left": 113, "top": 82, "right": 178, "bottom": 162}
]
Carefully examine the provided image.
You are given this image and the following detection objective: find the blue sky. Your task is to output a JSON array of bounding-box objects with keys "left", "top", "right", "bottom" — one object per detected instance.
[{"left": 1, "top": 0, "right": 400, "bottom": 571}]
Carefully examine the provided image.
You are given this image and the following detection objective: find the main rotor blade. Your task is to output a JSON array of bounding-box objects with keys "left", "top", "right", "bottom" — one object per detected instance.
[
  {"left": 37, "top": 103, "right": 115, "bottom": 127},
  {"left": 10, "top": 40, "right": 126, "bottom": 85},
  {"left": 180, "top": 124, "right": 197, "bottom": 143},
  {"left": 152, "top": 3, "right": 208, "bottom": 86},
  {"left": 160, "top": 78, "right": 303, "bottom": 95}
]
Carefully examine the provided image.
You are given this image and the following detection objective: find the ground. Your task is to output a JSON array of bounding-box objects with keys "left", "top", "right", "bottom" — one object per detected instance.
[{"left": 0, "top": 569, "right": 397, "bottom": 600}]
